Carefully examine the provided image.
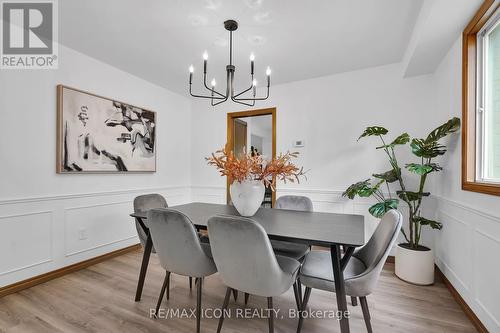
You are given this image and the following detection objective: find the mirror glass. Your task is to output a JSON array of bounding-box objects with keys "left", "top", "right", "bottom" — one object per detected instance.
[{"left": 230, "top": 114, "right": 273, "bottom": 207}]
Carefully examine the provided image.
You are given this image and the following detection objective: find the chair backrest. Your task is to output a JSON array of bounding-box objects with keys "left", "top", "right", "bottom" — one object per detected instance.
[
  {"left": 349, "top": 210, "right": 403, "bottom": 296},
  {"left": 207, "top": 215, "right": 291, "bottom": 297},
  {"left": 134, "top": 194, "right": 167, "bottom": 213},
  {"left": 148, "top": 208, "right": 216, "bottom": 277},
  {"left": 133, "top": 194, "right": 167, "bottom": 247},
  {"left": 276, "top": 195, "right": 313, "bottom": 212}
]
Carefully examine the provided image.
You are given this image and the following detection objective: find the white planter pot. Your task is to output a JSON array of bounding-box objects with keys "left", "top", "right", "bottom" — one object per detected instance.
[
  {"left": 230, "top": 180, "right": 265, "bottom": 217},
  {"left": 395, "top": 243, "right": 434, "bottom": 285}
]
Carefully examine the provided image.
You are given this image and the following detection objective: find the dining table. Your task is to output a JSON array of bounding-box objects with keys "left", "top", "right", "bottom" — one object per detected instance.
[{"left": 130, "top": 202, "right": 365, "bottom": 333}]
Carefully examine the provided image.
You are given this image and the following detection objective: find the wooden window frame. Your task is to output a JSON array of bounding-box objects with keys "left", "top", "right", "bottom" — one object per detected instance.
[{"left": 462, "top": 0, "right": 500, "bottom": 196}]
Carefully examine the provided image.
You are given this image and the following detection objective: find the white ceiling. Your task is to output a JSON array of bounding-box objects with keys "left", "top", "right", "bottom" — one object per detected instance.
[
  {"left": 59, "top": 0, "right": 422, "bottom": 95},
  {"left": 59, "top": 0, "right": 482, "bottom": 96}
]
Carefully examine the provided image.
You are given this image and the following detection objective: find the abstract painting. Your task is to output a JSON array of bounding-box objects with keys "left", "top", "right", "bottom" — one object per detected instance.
[{"left": 56, "top": 85, "right": 156, "bottom": 173}]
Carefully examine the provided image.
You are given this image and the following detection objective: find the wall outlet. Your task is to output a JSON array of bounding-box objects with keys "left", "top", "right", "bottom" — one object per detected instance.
[{"left": 78, "top": 228, "right": 88, "bottom": 240}]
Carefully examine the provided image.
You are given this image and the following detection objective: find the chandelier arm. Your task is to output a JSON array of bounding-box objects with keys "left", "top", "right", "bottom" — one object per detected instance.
[
  {"left": 233, "top": 75, "right": 255, "bottom": 98},
  {"left": 233, "top": 86, "right": 270, "bottom": 101},
  {"left": 189, "top": 84, "right": 226, "bottom": 100},
  {"left": 203, "top": 73, "right": 226, "bottom": 98},
  {"left": 233, "top": 72, "right": 254, "bottom": 98},
  {"left": 230, "top": 98, "right": 255, "bottom": 107},
  {"left": 233, "top": 85, "right": 253, "bottom": 98},
  {"left": 211, "top": 70, "right": 231, "bottom": 106},
  {"left": 212, "top": 97, "right": 229, "bottom": 106}
]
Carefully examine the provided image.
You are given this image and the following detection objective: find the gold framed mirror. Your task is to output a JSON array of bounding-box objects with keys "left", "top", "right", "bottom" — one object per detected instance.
[{"left": 226, "top": 108, "right": 276, "bottom": 207}]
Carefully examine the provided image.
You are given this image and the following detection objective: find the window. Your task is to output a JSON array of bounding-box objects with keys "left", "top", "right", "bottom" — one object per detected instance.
[
  {"left": 463, "top": 0, "right": 500, "bottom": 195},
  {"left": 477, "top": 10, "right": 500, "bottom": 183}
]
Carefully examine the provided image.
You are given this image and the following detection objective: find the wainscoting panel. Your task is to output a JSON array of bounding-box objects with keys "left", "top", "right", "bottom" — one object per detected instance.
[
  {"left": 0, "top": 211, "right": 53, "bottom": 277},
  {"left": 435, "top": 197, "right": 500, "bottom": 332},
  {"left": 474, "top": 229, "right": 500, "bottom": 328},
  {"left": 191, "top": 186, "right": 226, "bottom": 204},
  {"left": 435, "top": 211, "right": 473, "bottom": 291},
  {"left": 64, "top": 201, "right": 137, "bottom": 257},
  {"left": 0, "top": 186, "right": 191, "bottom": 287}
]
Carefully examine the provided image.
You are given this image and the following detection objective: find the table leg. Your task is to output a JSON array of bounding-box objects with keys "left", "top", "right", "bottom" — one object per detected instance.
[
  {"left": 331, "top": 244, "right": 350, "bottom": 333},
  {"left": 135, "top": 229, "right": 153, "bottom": 302}
]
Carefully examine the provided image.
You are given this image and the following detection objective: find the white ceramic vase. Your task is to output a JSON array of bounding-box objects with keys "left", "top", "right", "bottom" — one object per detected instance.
[
  {"left": 395, "top": 243, "right": 434, "bottom": 285},
  {"left": 230, "top": 180, "right": 265, "bottom": 217}
]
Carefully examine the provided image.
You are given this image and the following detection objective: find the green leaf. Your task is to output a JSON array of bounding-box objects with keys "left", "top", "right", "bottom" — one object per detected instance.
[
  {"left": 405, "top": 163, "right": 442, "bottom": 175},
  {"left": 368, "top": 199, "right": 399, "bottom": 218},
  {"left": 391, "top": 133, "right": 410, "bottom": 146},
  {"left": 358, "top": 180, "right": 384, "bottom": 197},
  {"left": 425, "top": 117, "right": 461, "bottom": 143},
  {"left": 342, "top": 179, "right": 371, "bottom": 199},
  {"left": 343, "top": 179, "right": 385, "bottom": 199},
  {"left": 373, "top": 169, "right": 400, "bottom": 183},
  {"left": 397, "top": 191, "right": 430, "bottom": 201},
  {"left": 358, "top": 126, "right": 388, "bottom": 141},
  {"left": 414, "top": 216, "right": 442, "bottom": 230},
  {"left": 410, "top": 139, "right": 447, "bottom": 158},
  {"left": 376, "top": 133, "right": 410, "bottom": 149}
]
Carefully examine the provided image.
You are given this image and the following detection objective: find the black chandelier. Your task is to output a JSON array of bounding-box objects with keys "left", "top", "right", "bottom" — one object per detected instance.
[{"left": 188, "top": 19, "right": 271, "bottom": 107}]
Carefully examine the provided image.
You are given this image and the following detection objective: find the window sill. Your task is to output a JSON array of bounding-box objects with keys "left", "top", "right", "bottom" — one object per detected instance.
[{"left": 462, "top": 181, "right": 500, "bottom": 196}]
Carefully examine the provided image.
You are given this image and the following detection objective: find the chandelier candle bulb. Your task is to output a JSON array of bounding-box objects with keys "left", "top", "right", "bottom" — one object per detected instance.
[
  {"left": 189, "top": 65, "right": 194, "bottom": 84},
  {"left": 211, "top": 78, "right": 216, "bottom": 87},
  {"left": 203, "top": 51, "right": 208, "bottom": 73},
  {"left": 250, "top": 53, "right": 255, "bottom": 74}
]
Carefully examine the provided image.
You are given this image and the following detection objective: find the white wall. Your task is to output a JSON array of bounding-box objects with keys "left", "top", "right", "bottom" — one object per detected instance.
[
  {"left": 433, "top": 38, "right": 500, "bottom": 332},
  {"left": 0, "top": 45, "right": 192, "bottom": 287},
  {"left": 190, "top": 63, "right": 437, "bottom": 240}
]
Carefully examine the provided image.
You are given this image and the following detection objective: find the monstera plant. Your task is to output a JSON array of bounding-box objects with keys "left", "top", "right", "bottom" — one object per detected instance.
[{"left": 343, "top": 117, "right": 460, "bottom": 285}]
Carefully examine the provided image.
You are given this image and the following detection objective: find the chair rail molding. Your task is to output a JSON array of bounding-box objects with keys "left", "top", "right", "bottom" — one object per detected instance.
[{"left": 0, "top": 185, "right": 189, "bottom": 206}]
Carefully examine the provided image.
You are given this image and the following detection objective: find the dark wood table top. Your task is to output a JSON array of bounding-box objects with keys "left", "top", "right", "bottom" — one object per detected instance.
[{"left": 131, "top": 202, "right": 365, "bottom": 247}]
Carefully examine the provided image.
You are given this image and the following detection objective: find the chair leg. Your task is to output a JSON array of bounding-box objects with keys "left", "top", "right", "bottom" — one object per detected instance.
[
  {"left": 232, "top": 289, "right": 238, "bottom": 302},
  {"left": 217, "top": 287, "right": 232, "bottom": 333},
  {"left": 351, "top": 296, "right": 358, "bottom": 306},
  {"left": 292, "top": 282, "right": 301, "bottom": 310},
  {"left": 296, "top": 287, "right": 311, "bottom": 333},
  {"left": 196, "top": 278, "right": 202, "bottom": 333},
  {"left": 155, "top": 271, "right": 170, "bottom": 316},
  {"left": 297, "top": 278, "right": 303, "bottom": 306},
  {"left": 267, "top": 297, "right": 274, "bottom": 333},
  {"left": 166, "top": 271, "right": 171, "bottom": 300},
  {"left": 189, "top": 277, "right": 193, "bottom": 290},
  {"left": 359, "top": 296, "right": 373, "bottom": 333},
  {"left": 244, "top": 292, "right": 250, "bottom": 305}
]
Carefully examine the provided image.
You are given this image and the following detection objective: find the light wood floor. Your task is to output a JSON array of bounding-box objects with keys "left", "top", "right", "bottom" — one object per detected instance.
[{"left": 0, "top": 249, "right": 476, "bottom": 333}]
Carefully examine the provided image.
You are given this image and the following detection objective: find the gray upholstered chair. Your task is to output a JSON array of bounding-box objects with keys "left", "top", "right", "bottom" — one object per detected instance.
[
  {"left": 133, "top": 193, "right": 168, "bottom": 251},
  {"left": 134, "top": 194, "right": 207, "bottom": 289},
  {"left": 207, "top": 215, "right": 301, "bottom": 333},
  {"left": 271, "top": 195, "right": 313, "bottom": 261},
  {"left": 148, "top": 208, "right": 217, "bottom": 333},
  {"left": 296, "top": 210, "right": 403, "bottom": 333}
]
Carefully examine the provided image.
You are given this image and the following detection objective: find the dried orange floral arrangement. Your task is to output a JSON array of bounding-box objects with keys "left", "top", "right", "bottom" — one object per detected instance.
[{"left": 206, "top": 147, "right": 307, "bottom": 190}]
